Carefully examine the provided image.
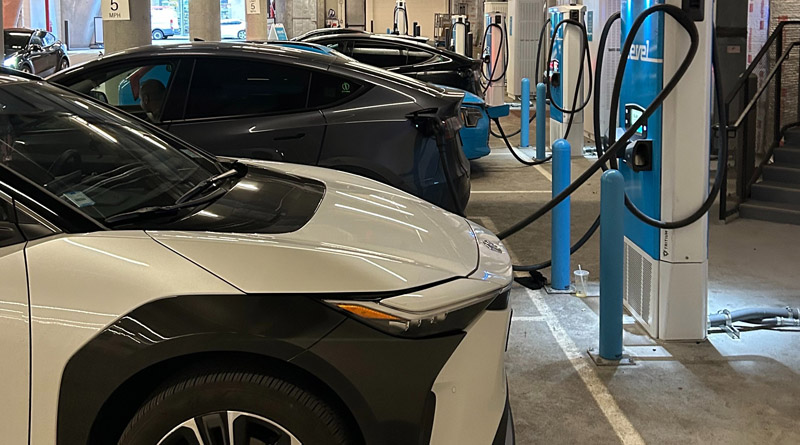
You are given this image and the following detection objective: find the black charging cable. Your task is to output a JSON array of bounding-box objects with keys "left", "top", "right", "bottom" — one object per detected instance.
[{"left": 496, "top": 3, "right": 701, "bottom": 242}]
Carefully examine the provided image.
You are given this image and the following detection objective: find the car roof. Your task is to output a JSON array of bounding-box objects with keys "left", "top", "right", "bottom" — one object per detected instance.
[
  {"left": 0, "top": 66, "right": 42, "bottom": 81},
  {"left": 5, "top": 28, "right": 35, "bottom": 33},
  {"left": 307, "top": 32, "right": 472, "bottom": 61},
  {"left": 90, "top": 41, "right": 345, "bottom": 66},
  {"left": 292, "top": 28, "right": 368, "bottom": 40}
]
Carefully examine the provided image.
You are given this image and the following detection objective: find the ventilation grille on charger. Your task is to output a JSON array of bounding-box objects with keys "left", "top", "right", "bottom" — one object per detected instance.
[{"left": 623, "top": 242, "right": 654, "bottom": 325}]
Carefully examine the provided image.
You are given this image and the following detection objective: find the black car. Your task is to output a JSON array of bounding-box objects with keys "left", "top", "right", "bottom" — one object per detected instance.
[
  {"left": 3, "top": 28, "right": 69, "bottom": 75},
  {"left": 296, "top": 31, "right": 481, "bottom": 94},
  {"left": 49, "top": 42, "right": 470, "bottom": 214}
]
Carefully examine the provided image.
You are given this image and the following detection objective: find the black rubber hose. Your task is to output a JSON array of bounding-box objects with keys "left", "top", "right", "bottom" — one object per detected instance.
[
  {"left": 511, "top": 16, "right": 602, "bottom": 270},
  {"left": 607, "top": 5, "right": 725, "bottom": 230},
  {"left": 546, "top": 19, "right": 593, "bottom": 116},
  {"left": 707, "top": 307, "right": 800, "bottom": 327},
  {"left": 493, "top": 118, "right": 551, "bottom": 166},
  {"left": 490, "top": 111, "right": 535, "bottom": 139},
  {"left": 535, "top": 17, "right": 552, "bottom": 85},
  {"left": 496, "top": 4, "right": 699, "bottom": 241},
  {"left": 593, "top": 12, "right": 622, "bottom": 171},
  {"left": 480, "top": 22, "right": 508, "bottom": 86},
  {"left": 513, "top": 215, "right": 600, "bottom": 271}
]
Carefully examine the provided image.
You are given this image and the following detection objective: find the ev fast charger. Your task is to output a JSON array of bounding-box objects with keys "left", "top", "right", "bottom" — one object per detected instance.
[
  {"left": 617, "top": 0, "right": 713, "bottom": 341},
  {"left": 548, "top": 2, "right": 587, "bottom": 157}
]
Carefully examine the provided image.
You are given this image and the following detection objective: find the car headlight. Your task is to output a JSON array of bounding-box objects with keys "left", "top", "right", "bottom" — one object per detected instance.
[
  {"left": 461, "top": 106, "right": 484, "bottom": 128},
  {"left": 3, "top": 57, "right": 17, "bottom": 68},
  {"left": 325, "top": 279, "right": 504, "bottom": 338}
]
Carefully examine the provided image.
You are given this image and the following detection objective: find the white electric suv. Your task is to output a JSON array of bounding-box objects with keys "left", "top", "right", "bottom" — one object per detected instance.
[{"left": 0, "top": 72, "right": 514, "bottom": 444}]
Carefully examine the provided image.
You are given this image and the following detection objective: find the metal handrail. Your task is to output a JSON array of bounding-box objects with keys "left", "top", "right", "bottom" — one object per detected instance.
[
  {"left": 718, "top": 21, "right": 800, "bottom": 220},
  {"left": 724, "top": 20, "right": 800, "bottom": 107},
  {"left": 731, "top": 42, "right": 800, "bottom": 130}
]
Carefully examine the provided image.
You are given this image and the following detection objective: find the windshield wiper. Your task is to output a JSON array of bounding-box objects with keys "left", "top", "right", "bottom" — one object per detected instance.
[
  {"left": 175, "top": 168, "right": 240, "bottom": 205},
  {"left": 104, "top": 188, "right": 227, "bottom": 226}
]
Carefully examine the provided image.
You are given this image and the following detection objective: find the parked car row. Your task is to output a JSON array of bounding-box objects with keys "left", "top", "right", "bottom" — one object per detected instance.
[{"left": 0, "top": 31, "right": 513, "bottom": 445}]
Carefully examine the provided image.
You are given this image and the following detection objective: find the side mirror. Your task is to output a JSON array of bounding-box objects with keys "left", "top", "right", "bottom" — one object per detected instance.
[{"left": 89, "top": 90, "right": 109, "bottom": 103}]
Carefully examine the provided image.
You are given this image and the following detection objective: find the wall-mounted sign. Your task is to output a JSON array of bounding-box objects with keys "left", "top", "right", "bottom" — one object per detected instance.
[
  {"left": 247, "top": 0, "right": 261, "bottom": 15},
  {"left": 102, "top": 0, "right": 130, "bottom": 21}
]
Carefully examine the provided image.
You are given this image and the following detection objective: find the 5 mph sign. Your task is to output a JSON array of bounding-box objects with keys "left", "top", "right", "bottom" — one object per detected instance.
[{"left": 103, "top": 0, "right": 131, "bottom": 21}]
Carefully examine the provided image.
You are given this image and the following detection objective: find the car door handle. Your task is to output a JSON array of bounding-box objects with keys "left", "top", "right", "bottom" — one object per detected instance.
[{"left": 273, "top": 133, "right": 305, "bottom": 141}]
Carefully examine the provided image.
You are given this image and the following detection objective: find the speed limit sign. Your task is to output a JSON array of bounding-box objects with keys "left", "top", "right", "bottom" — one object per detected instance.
[
  {"left": 102, "top": 0, "right": 130, "bottom": 20},
  {"left": 247, "top": 0, "right": 261, "bottom": 15}
]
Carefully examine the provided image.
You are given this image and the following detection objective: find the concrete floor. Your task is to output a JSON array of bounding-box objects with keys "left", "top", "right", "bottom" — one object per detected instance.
[{"left": 471, "top": 114, "right": 800, "bottom": 444}]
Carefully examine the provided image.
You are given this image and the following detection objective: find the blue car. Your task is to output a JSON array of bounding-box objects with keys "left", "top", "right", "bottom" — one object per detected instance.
[{"left": 458, "top": 90, "right": 491, "bottom": 160}]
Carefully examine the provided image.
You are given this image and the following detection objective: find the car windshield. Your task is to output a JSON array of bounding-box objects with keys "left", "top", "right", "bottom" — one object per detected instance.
[
  {"left": 0, "top": 80, "right": 221, "bottom": 222},
  {"left": 4, "top": 31, "right": 32, "bottom": 51}
]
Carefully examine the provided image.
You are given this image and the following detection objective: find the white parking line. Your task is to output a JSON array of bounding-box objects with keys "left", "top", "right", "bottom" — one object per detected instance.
[
  {"left": 525, "top": 289, "right": 645, "bottom": 445},
  {"left": 511, "top": 316, "right": 545, "bottom": 322},
  {"left": 472, "top": 190, "right": 551, "bottom": 194},
  {"left": 534, "top": 165, "right": 553, "bottom": 182}
]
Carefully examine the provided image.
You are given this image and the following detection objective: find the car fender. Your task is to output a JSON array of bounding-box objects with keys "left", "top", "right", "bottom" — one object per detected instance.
[{"left": 56, "top": 294, "right": 347, "bottom": 444}]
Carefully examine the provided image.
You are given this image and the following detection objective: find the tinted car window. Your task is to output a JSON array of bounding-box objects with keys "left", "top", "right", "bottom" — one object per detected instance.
[
  {"left": 407, "top": 48, "right": 436, "bottom": 65},
  {"left": 29, "top": 33, "right": 43, "bottom": 47},
  {"left": 3, "top": 31, "right": 32, "bottom": 50},
  {"left": 0, "top": 197, "right": 23, "bottom": 248},
  {"left": 0, "top": 82, "right": 219, "bottom": 222},
  {"left": 68, "top": 63, "right": 177, "bottom": 123},
  {"left": 351, "top": 41, "right": 407, "bottom": 67},
  {"left": 308, "top": 71, "right": 363, "bottom": 107},
  {"left": 43, "top": 32, "right": 56, "bottom": 47},
  {"left": 186, "top": 58, "right": 311, "bottom": 119}
]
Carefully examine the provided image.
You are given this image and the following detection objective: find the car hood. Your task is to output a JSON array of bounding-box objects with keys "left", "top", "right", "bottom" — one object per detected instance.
[
  {"left": 148, "top": 161, "right": 480, "bottom": 294},
  {"left": 3, "top": 49, "right": 19, "bottom": 59}
]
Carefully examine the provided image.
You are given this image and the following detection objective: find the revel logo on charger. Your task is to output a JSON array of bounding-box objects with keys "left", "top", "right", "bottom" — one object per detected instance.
[{"left": 628, "top": 40, "right": 663, "bottom": 64}]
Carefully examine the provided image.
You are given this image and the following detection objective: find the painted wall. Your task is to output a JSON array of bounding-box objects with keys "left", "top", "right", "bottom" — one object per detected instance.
[
  {"left": 60, "top": 0, "right": 101, "bottom": 48},
  {"left": 366, "top": 0, "right": 449, "bottom": 37}
]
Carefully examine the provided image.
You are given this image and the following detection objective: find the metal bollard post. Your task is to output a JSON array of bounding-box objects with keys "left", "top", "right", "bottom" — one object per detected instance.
[
  {"left": 536, "top": 83, "right": 547, "bottom": 160},
  {"left": 599, "top": 170, "right": 624, "bottom": 360},
  {"left": 551, "top": 139, "right": 571, "bottom": 290},
  {"left": 520, "top": 78, "right": 530, "bottom": 148}
]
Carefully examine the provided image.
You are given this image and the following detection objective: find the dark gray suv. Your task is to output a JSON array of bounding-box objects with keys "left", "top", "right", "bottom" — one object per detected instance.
[{"left": 49, "top": 42, "right": 470, "bottom": 214}]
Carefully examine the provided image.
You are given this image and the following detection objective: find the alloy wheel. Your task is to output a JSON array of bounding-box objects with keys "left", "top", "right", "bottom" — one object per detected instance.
[
  {"left": 158, "top": 411, "right": 301, "bottom": 445},
  {"left": 237, "top": 30, "right": 246, "bottom": 40}
]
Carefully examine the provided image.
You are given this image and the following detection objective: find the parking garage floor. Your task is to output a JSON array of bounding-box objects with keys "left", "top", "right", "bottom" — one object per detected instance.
[{"left": 473, "top": 115, "right": 800, "bottom": 444}]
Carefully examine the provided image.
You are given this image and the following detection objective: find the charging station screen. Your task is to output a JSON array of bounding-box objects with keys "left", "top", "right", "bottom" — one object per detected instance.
[{"left": 626, "top": 105, "right": 648, "bottom": 137}]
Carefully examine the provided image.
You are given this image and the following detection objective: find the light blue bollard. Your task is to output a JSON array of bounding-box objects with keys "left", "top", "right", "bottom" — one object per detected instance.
[
  {"left": 551, "top": 139, "right": 571, "bottom": 290},
  {"left": 520, "top": 78, "right": 530, "bottom": 148},
  {"left": 599, "top": 170, "right": 625, "bottom": 361},
  {"left": 536, "top": 83, "right": 547, "bottom": 160}
]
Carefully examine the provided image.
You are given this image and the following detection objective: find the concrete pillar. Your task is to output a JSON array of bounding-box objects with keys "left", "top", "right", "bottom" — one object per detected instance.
[
  {"left": 245, "top": 0, "right": 269, "bottom": 40},
  {"left": 103, "top": 0, "right": 151, "bottom": 55},
  {"left": 190, "top": 0, "right": 221, "bottom": 41},
  {"left": 0, "top": 2, "right": 4, "bottom": 50}
]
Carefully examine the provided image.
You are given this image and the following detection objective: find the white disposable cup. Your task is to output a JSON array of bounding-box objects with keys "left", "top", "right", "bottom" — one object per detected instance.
[{"left": 574, "top": 269, "right": 589, "bottom": 297}]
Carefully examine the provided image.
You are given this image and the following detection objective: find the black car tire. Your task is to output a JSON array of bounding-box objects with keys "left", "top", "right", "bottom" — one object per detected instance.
[
  {"left": 118, "top": 366, "right": 356, "bottom": 445},
  {"left": 237, "top": 30, "right": 247, "bottom": 39},
  {"left": 19, "top": 63, "right": 32, "bottom": 74},
  {"left": 57, "top": 57, "right": 69, "bottom": 71},
  {"left": 152, "top": 29, "right": 165, "bottom": 40}
]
